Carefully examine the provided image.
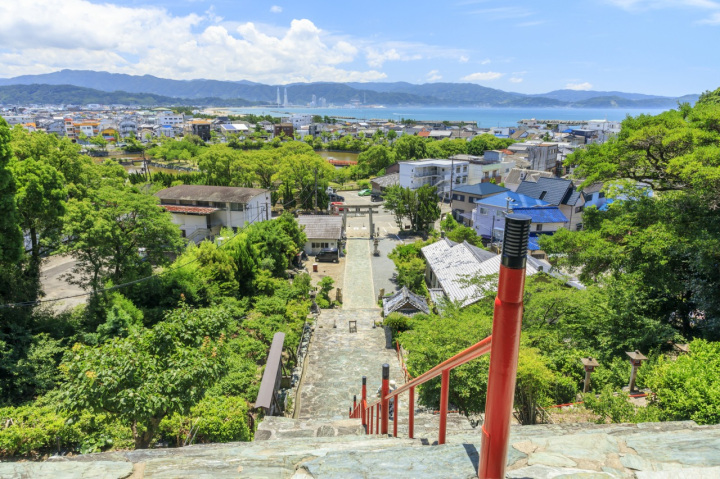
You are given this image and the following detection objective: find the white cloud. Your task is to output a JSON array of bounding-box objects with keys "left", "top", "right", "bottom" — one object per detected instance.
[
  {"left": 480, "top": 58, "right": 491, "bottom": 65},
  {"left": 566, "top": 82, "right": 593, "bottom": 90},
  {"left": 459, "top": 55, "right": 469, "bottom": 63},
  {"left": 606, "top": 0, "right": 719, "bottom": 9},
  {"left": 365, "top": 48, "right": 401, "bottom": 68},
  {"left": 0, "top": 1, "right": 388, "bottom": 83},
  {"left": 605, "top": 0, "right": 720, "bottom": 23},
  {"left": 270, "top": 5, "right": 283, "bottom": 13},
  {"left": 461, "top": 71, "right": 504, "bottom": 82},
  {"left": 426, "top": 70, "right": 442, "bottom": 82},
  {"left": 698, "top": 10, "right": 720, "bottom": 21},
  {"left": 509, "top": 77, "right": 523, "bottom": 83}
]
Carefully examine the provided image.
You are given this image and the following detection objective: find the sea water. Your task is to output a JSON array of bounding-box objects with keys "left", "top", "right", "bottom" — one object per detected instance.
[{"left": 224, "top": 106, "right": 669, "bottom": 126}]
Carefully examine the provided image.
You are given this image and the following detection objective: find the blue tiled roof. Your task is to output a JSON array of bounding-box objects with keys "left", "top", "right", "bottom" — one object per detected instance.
[
  {"left": 453, "top": 182, "right": 508, "bottom": 196},
  {"left": 475, "top": 191, "right": 549, "bottom": 208},
  {"left": 512, "top": 206, "right": 568, "bottom": 223}
]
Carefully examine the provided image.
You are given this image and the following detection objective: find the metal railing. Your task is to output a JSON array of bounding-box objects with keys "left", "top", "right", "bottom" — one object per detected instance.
[{"left": 349, "top": 213, "right": 532, "bottom": 479}]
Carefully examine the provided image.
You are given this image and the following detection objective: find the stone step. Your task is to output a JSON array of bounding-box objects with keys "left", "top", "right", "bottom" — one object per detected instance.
[
  {"left": 255, "top": 416, "right": 365, "bottom": 441},
  {"left": 23, "top": 421, "right": 720, "bottom": 478}
]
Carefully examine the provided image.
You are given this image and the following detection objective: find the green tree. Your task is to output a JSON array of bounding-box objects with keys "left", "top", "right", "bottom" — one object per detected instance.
[
  {"left": 394, "top": 135, "right": 427, "bottom": 161},
  {"left": 60, "top": 186, "right": 183, "bottom": 293},
  {"left": 384, "top": 184, "right": 440, "bottom": 232},
  {"left": 60, "top": 304, "right": 231, "bottom": 448},
  {"left": 644, "top": 339, "right": 720, "bottom": 425},
  {"left": 467, "top": 134, "right": 514, "bottom": 156},
  {"left": 9, "top": 157, "right": 67, "bottom": 265},
  {"left": 0, "top": 119, "right": 23, "bottom": 268},
  {"left": 357, "top": 145, "right": 395, "bottom": 174}
]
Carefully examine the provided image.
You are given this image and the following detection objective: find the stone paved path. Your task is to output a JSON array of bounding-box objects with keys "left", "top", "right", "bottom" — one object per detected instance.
[
  {"left": 341, "top": 238, "right": 377, "bottom": 309},
  {"left": 296, "top": 308, "right": 404, "bottom": 420}
]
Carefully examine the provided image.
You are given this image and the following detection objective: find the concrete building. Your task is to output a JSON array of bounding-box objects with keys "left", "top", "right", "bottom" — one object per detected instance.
[
  {"left": 450, "top": 182, "right": 508, "bottom": 225},
  {"left": 155, "top": 185, "right": 271, "bottom": 243},
  {"left": 399, "top": 159, "right": 469, "bottom": 199}
]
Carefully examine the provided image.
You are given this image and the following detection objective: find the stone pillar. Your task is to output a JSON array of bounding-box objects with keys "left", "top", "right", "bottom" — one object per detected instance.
[
  {"left": 335, "top": 288, "right": 343, "bottom": 303},
  {"left": 369, "top": 207, "right": 374, "bottom": 238}
]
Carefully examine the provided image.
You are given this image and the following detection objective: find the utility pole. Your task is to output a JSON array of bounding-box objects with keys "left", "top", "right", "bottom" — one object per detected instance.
[
  {"left": 449, "top": 158, "right": 455, "bottom": 216},
  {"left": 314, "top": 167, "right": 318, "bottom": 210}
]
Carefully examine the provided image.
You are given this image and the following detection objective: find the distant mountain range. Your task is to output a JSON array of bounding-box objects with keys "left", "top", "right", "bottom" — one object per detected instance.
[{"left": 0, "top": 69, "right": 700, "bottom": 108}]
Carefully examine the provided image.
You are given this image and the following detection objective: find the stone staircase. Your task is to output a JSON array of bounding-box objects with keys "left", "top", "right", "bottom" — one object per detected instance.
[{"left": 19, "top": 420, "right": 720, "bottom": 478}]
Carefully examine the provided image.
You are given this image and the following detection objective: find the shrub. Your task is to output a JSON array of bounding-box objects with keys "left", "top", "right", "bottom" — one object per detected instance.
[
  {"left": 159, "top": 395, "right": 252, "bottom": 446},
  {"left": 383, "top": 313, "right": 413, "bottom": 337}
]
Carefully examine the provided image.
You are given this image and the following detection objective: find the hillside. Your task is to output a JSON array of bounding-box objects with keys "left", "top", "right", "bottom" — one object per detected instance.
[
  {"left": 0, "top": 70, "right": 699, "bottom": 107},
  {"left": 0, "top": 84, "right": 261, "bottom": 107}
]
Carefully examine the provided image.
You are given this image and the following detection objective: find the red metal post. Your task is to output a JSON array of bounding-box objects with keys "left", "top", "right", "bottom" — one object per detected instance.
[
  {"left": 479, "top": 214, "right": 531, "bottom": 479},
  {"left": 376, "top": 405, "right": 380, "bottom": 434},
  {"left": 393, "top": 395, "right": 399, "bottom": 437},
  {"left": 361, "top": 376, "right": 367, "bottom": 427},
  {"left": 370, "top": 405, "right": 374, "bottom": 434},
  {"left": 438, "top": 368, "right": 450, "bottom": 445},
  {"left": 409, "top": 386, "right": 415, "bottom": 439},
  {"left": 381, "top": 363, "right": 390, "bottom": 435}
]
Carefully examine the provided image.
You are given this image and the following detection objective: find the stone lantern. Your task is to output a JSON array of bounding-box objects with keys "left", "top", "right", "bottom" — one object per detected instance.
[
  {"left": 580, "top": 357, "right": 600, "bottom": 393},
  {"left": 625, "top": 350, "right": 647, "bottom": 393}
]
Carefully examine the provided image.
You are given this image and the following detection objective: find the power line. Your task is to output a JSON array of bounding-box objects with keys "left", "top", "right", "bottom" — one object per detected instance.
[{"left": 0, "top": 218, "right": 251, "bottom": 309}]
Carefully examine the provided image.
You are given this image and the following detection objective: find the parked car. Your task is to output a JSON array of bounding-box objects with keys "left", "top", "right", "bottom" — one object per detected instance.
[
  {"left": 316, "top": 247, "right": 339, "bottom": 263},
  {"left": 329, "top": 193, "right": 345, "bottom": 202},
  {"left": 330, "top": 201, "right": 345, "bottom": 212},
  {"left": 358, "top": 189, "right": 372, "bottom": 196}
]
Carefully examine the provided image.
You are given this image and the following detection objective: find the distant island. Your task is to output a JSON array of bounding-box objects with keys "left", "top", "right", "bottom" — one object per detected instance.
[{"left": 0, "top": 69, "right": 699, "bottom": 108}]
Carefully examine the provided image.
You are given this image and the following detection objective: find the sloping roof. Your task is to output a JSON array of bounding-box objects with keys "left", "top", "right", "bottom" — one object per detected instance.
[
  {"left": 516, "top": 177, "right": 575, "bottom": 206},
  {"left": 504, "top": 168, "right": 555, "bottom": 186},
  {"left": 581, "top": 182, "right": 604, "bottom": 195},
  {"left": 453, "top": 182, "right": 508, "bottom": 197},
  {"left": 383, "top": 286, "right": 430, "bottom": 316},
  {"left": 475, "top": 191, "right": 550, "bottom": 209},
  {"left": 421, "top": 239, "right": 539, "bottom": 307},
  {"left": 156, "top": 185, "right": 267, "bottom": 204},
  {"left": 162, "top": 205, "right": 219, "bottom": 215},
  {"left": 297, "top": 215, "right": 343, "bottom": 240},
  {"left": 512, "top": 206, "right": 568, "bottom": 223},
  {"left": 371, "top": 173, "right": 399, "bottom": 188}
]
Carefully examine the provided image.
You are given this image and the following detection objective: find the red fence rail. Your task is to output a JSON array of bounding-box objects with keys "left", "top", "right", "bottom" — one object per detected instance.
[{"left": 348, "top": 214, "right": 532, "bottom": 479}]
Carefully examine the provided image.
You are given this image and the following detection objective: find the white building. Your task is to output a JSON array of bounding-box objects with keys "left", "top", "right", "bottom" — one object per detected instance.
[
  {"left": 399, "top": 159, "right": 469, "bottom": 198},
  {"left": 156, "top": 110, "right": 184, "bottom": 126},
  {"left": 282, "top": 114, "right": 314, "bottom": 130},
  {"left": 155, "top": 185, "right": 271, "bottom": 243}
]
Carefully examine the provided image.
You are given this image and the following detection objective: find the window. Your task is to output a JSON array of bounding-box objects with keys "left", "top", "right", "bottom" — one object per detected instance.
[
  {"left": 479, "top": 207, "right": 488, "bottom": 215},
  {"left": 576, "top": 223, "right": 583, "bottom": 231},
  {"left": 230, "top": 203, "right": 244, "bottom": 211},
  {"left": 599, "top": 192, "right": 605, "bottom": 199},
  {"left": 575, "top": 206, "right": 584, "bottom": 213},
  {"left": 312, "top": 242, "right": 330, "bottom": 249},
  {"left": 536, "top": 224, "right": 543, "bottom": 231}
]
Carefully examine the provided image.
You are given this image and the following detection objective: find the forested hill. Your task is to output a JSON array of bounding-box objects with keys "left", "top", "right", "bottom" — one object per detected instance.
[
  {"left": 0, "top": 84, "right": 261, "bottom": 107},
  {"left": 0, "top": 69, "right": 699, "bottom": 107}
]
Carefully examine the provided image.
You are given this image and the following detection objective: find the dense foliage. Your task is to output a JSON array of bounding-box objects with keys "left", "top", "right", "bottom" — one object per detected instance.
[{"left": 0, "top": 123, "right": 313, "bottom": 456}]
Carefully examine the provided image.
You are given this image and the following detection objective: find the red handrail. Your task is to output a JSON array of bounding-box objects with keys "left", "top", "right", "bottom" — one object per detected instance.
[
  {"left": 349, "top": 214, "right": 532, "bottom": 479},
  {"left": 358, "top": 335, "right": 493, "bottom": 442}
]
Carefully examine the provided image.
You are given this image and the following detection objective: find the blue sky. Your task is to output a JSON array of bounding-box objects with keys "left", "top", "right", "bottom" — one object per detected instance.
[{"left": 0, "top": 0, "right": 718, "bottom": 96}]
